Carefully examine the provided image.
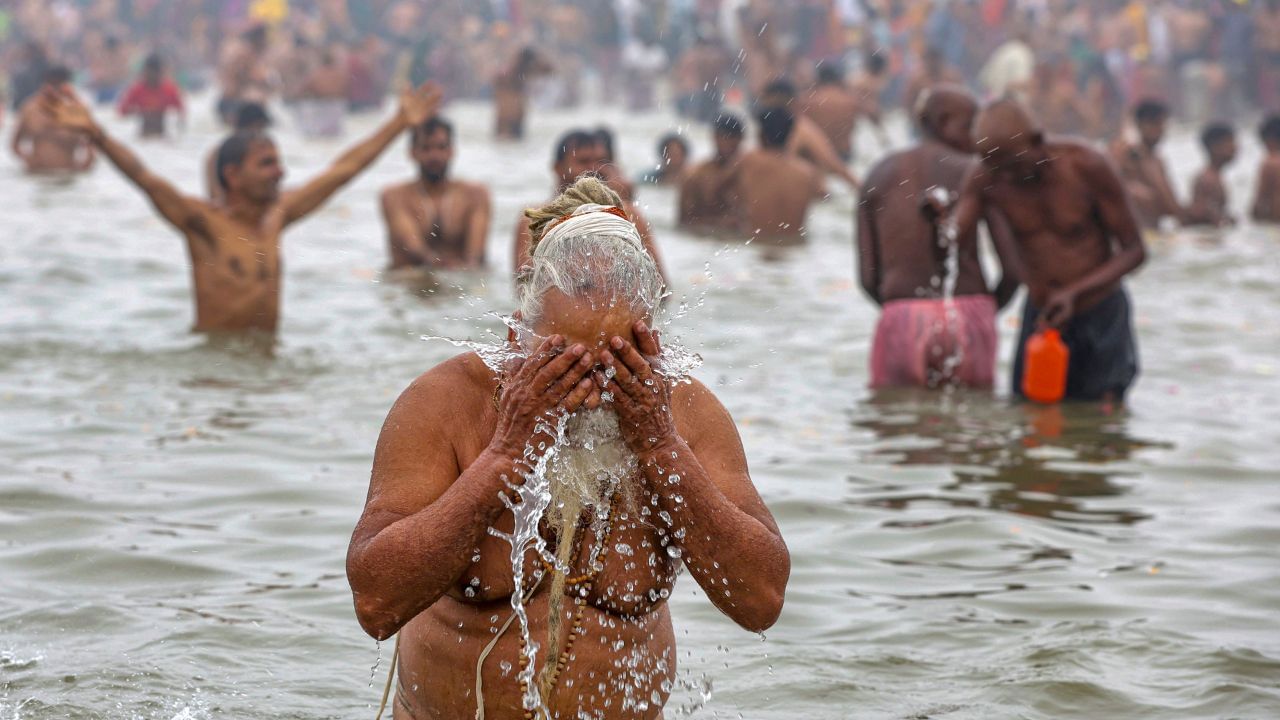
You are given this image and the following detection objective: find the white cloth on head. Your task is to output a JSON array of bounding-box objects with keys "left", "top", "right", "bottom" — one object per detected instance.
[{"left": 535, "top": 203, "right": 643, "bottom": 256}]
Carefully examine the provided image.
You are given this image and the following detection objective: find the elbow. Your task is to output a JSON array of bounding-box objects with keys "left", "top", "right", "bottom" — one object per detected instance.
[
  {"left": 731, "top": 552, "right": 790, "bottom": 633},
  {"left": 1129, "top": 242, "right": 1147, "bottom": 271},
  {"left": 347, "top": 554, "right": 404, "bottom": 641}
]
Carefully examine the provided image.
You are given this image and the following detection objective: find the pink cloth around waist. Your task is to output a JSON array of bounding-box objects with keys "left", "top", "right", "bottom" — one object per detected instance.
[{"left": 869, "top": 294, "right": 997, "bottom": 389}]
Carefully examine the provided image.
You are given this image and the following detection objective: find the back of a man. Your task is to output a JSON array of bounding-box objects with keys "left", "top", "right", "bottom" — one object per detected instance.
[
  {"left": 801, "top": 65, "right": 860, "bottom": 161},
  {"left": 732, "top": 108, "right": 823, "bottom": 244},
  {"left": 857, "top": 87, "right": 1016, "bottom": 389}
]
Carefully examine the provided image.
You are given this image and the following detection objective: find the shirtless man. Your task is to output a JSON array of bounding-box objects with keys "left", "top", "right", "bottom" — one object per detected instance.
[
  {"left": 42, "top": 81, "right": 445, "bottom": 334},
  {"left": 679, "top": 113, "right": 744, "bottom": 233},
  {"left": 493, "top": 47, "right": 553, "bottom": 140},
  {"left": 205, "top": 103, "right": 271, "bottom": 203},
  {"left": 727, "top": 107, "right": 824, "bottom": 244},
  {"left": 295, "top": 49, "right": 348, "bottom": 138},
  {"left": 380, "top": 116, "right": 492, "bottom": 270},
  {"left": 117, "top": 54, "right": 185, "bottom": 139},
  {"left": 1251, "top": 115, "right": 1280, "bottom": 223},
  {"left": 948, "top": 99, "right": 1146, "bottom": 402},
  {"left": 513, "top": 130, "right": 665, "bottom": 283},
  {"left": 347, "top": 176, "right": 789, "bottom": 719},
  {"left": 217, "top": 24, "right": 273, "bottom": 125},
  {"left": 801, "top": 64, "right": 864, "bottom": 163},
  {"left": 758, "top": 80, "right": 859, "bottom": 190},
  {"left": 857, "top": 87, "right": 1018, "bottom": 389},
  {"left": 1109, "top": 100, "right": 1185, "bottom": 229},
  {"left": 11, "top": 67, "right": 95, "bottom": 174},
  {"left": 1185, "top": 123, "right": 1237, "bottom": 228}
]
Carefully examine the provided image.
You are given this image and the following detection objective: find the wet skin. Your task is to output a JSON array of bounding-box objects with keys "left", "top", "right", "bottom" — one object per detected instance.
[
  {"left": 12, "top": 92, "right": 95, "bottom": 173},
  {"left": 857, "top": 88, "right": 1018, "bottom": 307},
  {"left": 381, "top": 128, "right": 492, "bottom": 269},
  {"left": 40, "top": 82, "right": 444, "bottom": 333},
  {"left": 348, "top": 294, "right": 789, "bottom": 719},
  {"left": 950, "top": 102, "right": 1146, "bottom": 327}
]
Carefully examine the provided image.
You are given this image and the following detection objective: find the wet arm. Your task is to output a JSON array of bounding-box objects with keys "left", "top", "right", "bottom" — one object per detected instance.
[
  {"left": 982, "top": 206, "right": 1023, "bottom": 310},
  {"left": 280, "top": 112, "right": 409, "bottom": 226},
  {"left": 641, "top": 388, "right": 789, "bottom": 632},
  {"left": 465, "top": 188, "right": 492, "bottom": 266},
  {"left": 855, "top": 187, "right": 882, "bottom": 305},
  {"left": 801, "top": 124, "right": 858, "bottom": 188},
  {"left": 347, "top": 379, "right": 520, "bottom": 640},
  {"left": 87, "top": 123, "right": 199, "bottom": 229},
  {"left": 1068, "top": 153, "right": 1147, "bottom": 298},
  {"left": 380, "top": 189, "right": 429, "bottom": 265}
]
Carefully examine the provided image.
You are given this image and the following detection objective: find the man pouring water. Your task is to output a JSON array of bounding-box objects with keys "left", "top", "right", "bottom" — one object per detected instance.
[{"left": 346, "top": 176, "right": 790, "bottom": 719}]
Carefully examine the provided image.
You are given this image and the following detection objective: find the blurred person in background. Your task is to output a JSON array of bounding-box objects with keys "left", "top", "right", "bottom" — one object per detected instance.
[{"left": 117, "top": 53, "right": 185, "bottom": 139}]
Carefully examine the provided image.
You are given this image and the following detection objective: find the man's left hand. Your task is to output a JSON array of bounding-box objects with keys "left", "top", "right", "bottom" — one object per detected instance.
[{"left": 601, "top": 320, "right": 676, "bottom": 458}]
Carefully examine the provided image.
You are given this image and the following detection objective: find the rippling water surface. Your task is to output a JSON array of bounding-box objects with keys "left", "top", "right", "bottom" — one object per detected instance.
[{"left": 2, "top": 96, "right": 1279, "bottom": 719}]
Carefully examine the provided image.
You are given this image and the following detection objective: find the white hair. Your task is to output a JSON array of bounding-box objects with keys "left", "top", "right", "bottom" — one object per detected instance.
[{"left": 516, "top": 203, "right": 664, "bottom": 323}]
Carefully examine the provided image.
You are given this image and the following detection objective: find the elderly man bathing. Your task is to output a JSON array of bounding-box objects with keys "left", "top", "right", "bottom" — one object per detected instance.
[{"left": 347, "top": 177, "right": 789, "bottom": 719}]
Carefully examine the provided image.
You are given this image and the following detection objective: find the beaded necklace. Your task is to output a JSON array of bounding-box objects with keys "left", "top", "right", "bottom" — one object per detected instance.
[{"left": 516, "top": 493, "right": 619, "bottom": 719}]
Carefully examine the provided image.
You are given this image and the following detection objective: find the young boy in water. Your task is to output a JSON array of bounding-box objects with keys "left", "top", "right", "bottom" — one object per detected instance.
[
  {"left": 1185, "top": 123, "right": 1238, "bottom": 228},
  {"left": 1250, "top": 115, "right": 1280, "bottom": 224}
]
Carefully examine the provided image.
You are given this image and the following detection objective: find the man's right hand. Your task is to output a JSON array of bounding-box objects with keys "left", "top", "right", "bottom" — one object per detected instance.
[
  {"left": 398, "top": 81, "right": 444, "bottom": 127},
  {"left": 40, "top": 85, "right": 101, "bottom": 140},
  {"left": 490, "top": 335, "right": 596, "bottom": 462}
]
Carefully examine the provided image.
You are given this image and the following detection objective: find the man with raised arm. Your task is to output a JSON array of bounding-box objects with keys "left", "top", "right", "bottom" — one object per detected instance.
[
  {"left": 40, "top": 82, "right": 443, "bottom": 334},
  {"left": 347, "top": 176, "right": 789, "bottom": 719},
  {"left": 947, "top": 99, "right": 1146, "bottom": 403}
]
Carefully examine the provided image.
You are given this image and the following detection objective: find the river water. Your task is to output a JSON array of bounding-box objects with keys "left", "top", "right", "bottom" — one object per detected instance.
[{"left": 2, "top": 95, "right": 1279, "bottom": 719}]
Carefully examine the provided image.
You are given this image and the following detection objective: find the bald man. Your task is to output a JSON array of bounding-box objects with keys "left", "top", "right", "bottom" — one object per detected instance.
[
  {"left": 947, "top": 99, "right": 1145, "bottom": 403},
  {"left": 857, "top": 87, "right": 1018, "bottom": 389}
]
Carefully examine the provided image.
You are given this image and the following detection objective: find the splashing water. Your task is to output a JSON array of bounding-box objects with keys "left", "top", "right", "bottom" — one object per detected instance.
[
  {"left": 930, "top": 187, "right": 966, "bottom": 389},
  {"left": 420, "top": 312, "right": 704, "bottom": 717}
]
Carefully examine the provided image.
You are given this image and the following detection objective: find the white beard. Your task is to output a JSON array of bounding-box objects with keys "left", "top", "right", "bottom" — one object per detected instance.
[{"left": 544, "top": 407, "right": 638, "bottom": 532}]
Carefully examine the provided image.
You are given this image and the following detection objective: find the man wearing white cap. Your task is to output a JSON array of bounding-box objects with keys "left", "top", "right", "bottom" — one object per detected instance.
[{"left": 347, "top": 176, "right": 789, "bottom": 720}]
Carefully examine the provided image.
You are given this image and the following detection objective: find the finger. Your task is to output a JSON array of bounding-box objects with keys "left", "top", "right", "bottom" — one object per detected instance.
[
  {"left": 605, "top": 380, "right": 638, "bottom": 412},
  {"left": 600, "top": 349, "right": 635, "bottom": 388},
  {"left": 559, "top": 377, "right": 595, "bottom": 414},
  {"left": 610, "top": 337, "right": 654, "bottom": 384},
  {"left": 546, "top": 351, "right": 594, "bottom": 399},
  {"left": 515, "top": 334, "right": 564, "bottom": 379},
  {"left": 532, "top": 342, "right": 587, "bottom": 391},
  {"left": 634, "top": 320, "right": 660, "bottom": 357}
]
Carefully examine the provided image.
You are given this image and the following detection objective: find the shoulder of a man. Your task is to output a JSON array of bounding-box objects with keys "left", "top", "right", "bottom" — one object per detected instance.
[
  {"left": 671, "top": 376, "right": 733, "bottom": 446},
  {"left": 396, "top": 353, "right": 488, "bottom": 421}
]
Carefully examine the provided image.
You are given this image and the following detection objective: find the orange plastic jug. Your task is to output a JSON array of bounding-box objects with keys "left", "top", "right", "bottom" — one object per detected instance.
[{"left": 1022, "top": 328, "right": 1069, "bottom": 404}]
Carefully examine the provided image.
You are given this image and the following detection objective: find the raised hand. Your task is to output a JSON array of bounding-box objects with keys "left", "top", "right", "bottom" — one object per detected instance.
[
  {"left": 491, "top": 335, "right": 596, "bottom": 461},
  {"left": 600, "top": 320, "right": 676, "bottom": 457},
  {"left": 398, "top": 81, "right": 445, "bottom": 127},
  {"left": 39, "top": 85, "right": 99, "bottom": 137}
]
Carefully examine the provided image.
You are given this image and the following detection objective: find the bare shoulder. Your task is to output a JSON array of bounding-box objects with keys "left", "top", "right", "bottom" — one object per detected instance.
[
  {"left": 671, "top": 376, "right": 739, "bottom": 448},
  {"left": 385, "top": 352, "right": 491, "bottom": 432},
  {"left": 459, "top": 179, "right": 491, "bottom": 200},
  {"left": 862, "top": 148, "right": 910, "bottom": 195},
  {"left": 379, "top": 180, "right": 416, "bottom": 203}
]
